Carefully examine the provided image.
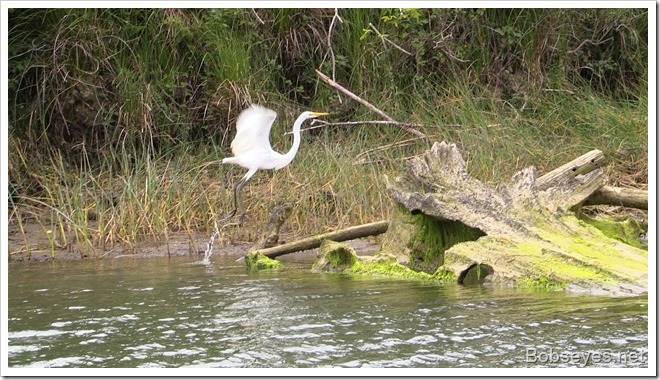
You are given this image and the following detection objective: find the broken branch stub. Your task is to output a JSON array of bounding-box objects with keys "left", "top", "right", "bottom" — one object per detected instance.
[
  {"left": 536, "top": 149, "right": 606, "bottom": 190},
  {"left": 385, "top": 142, "right": 540, "bottom": 238}
]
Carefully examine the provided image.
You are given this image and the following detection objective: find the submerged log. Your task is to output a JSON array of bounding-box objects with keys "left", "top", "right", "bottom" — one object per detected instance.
[{"left": 377, "top": 141, "right": 647, "bottom": 296}]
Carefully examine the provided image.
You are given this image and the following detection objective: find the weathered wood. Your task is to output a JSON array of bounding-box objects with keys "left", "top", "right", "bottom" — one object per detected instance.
[
  {"left": 583, "top": 186, "right": 648, "bottom": 210},
  {"left": 538, "top": 167, "right": 606, "bottom": 211},
  {"left": 251, "top": 220, "right": 389, "bottom": 259},
  {"left": 379, "top": 141, "right": 647, "bottom": 296},
  {"left": 536, "top": 149, "right": 607, "bottom": 190},
  {"left": 384, "top": 142, "right": 545, "bottom": 238},
  {"left": 250, "top": 204, "right": 292, "bottom": 251}
]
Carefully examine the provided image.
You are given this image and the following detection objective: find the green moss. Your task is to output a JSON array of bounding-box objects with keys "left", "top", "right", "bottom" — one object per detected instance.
[
  {"left": 433, "top": 267, "right": 459, "bottom": 282},
  {"left": 579, "top": 215, "right": 648, "bottom": 250},
  {"left": 349, "top": 258, "right": 438, "bottom": 281},
  {"left": 517, "top": 276, "right": 567, "bottom": 291},
  {"left": 312, "top": 240, "right": 359, "bottom": 272},
  {"left": 515, "top": 241, "right": 616, "bottom": 282},
  {"left": 408, "top": 213, "right": 484, "bottom": 273},
  {"left": 245, "top": 253, "right": 284, "bottom": 271}
]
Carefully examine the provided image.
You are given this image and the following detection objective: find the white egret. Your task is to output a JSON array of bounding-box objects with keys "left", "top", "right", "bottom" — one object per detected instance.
[{"left": 221, "top": 104, "right": 329, "bottom": 223}]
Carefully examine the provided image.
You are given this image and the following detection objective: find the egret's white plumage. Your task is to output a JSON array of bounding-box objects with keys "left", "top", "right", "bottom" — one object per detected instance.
[
  {"left": 227, "top": 105, "right": 277, "bottom": 164},
  {"left": 221, "top": 104, "right": 329, "bottom": 223}
]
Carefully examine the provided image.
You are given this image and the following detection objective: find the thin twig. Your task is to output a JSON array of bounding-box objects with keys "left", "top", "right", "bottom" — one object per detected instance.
[
  {"left": 567, "top": 37, "right": 614, "bottom": 54},
  {"left": 542, "top": 88, "right": 576, "bottom": 95},
  {"left": 286, "top": 119, "right": 426, "bottom": 135},
  {"left": 368, "top": 23, "right": 413, "bottom": 56},
  {"left": 355, "top": 136, "right": 426, "bottom": 160},
  {"left": 251, "top": 9, "right": 265, "bottom": 25},
  {"left": 327, "top": 8, "right": 343, "bottom": 83}
]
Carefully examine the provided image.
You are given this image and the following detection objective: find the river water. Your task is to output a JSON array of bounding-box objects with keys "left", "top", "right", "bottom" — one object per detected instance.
[{"left": 7, "top": 255, "right": 649, "bottom": 370}]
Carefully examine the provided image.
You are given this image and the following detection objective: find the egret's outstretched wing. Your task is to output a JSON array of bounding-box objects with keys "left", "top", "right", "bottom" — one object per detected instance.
[{"left": 230, "top": 105, "right": 277, "bottom": 157}]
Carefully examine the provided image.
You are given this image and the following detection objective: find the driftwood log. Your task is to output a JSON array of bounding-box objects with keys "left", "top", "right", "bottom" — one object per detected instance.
[
  {"left": 251, "top": 220, "right": 389, "bottom": 259},
  {"left": 378, "top": 141, "right": 647, "bottom": 296},
  {"left": 584, "top": 186, "right": 648, "bottom": 210}
]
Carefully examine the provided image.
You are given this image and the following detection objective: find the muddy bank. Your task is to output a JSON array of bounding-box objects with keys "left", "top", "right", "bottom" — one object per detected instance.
[{"left": 8, "top": 222, "right": 380, "bottom": 264}]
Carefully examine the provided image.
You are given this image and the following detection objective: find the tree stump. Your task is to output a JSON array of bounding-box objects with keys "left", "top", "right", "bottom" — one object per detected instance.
[
  {"left": 250, "top": 204, "right": 293, "bottom": 252},
  {"left": 379, "top": 141, "right": 647, "bottom": 296}
]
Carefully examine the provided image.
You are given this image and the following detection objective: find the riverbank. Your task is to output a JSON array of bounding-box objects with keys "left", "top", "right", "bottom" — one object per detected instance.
[
  {"left": 8, "top": 8, "right": 649, "bottom": 257},
  {"left": 7, "top": 220, "right": 382, "bottom": 264}
]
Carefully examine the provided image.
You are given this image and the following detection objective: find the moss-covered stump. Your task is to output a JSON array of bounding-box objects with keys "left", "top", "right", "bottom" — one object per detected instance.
[
  {"left": 312, "top": 240, "right": 456, "bottom": 281},
  {"left": 380, "top": 141, "right": 647, "bottom": 296},
  {"left": 380, "top": 203, "right": 485, "bottom": 274},
  {"left": 312, "top": 240, "right": 358, "bottom": 272},
  {"left": 245, "top": 252, "right": 284, "bottom": 271}
]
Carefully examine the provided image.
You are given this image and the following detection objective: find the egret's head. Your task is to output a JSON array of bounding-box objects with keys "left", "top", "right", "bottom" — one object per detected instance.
[{"left": 303, "top": 111, "right": 329, "bottom": 119}]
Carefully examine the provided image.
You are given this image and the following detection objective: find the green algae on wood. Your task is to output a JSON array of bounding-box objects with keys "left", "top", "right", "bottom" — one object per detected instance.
[
  {"left": 245, "top": 252, "right": 284, "bottom": 271},
  {"left": 579, "top": 214, "right": 648, "bottom": 250},
  {"left": 312, "top": 240, "right": 358, "bottom": 272},
  {"left": 312, "top": 240, "right": 457, "bottom": 282},
  {"left": 349, "top": 257, "right": 439, "bottom": 281},
  {"left": 380, "top": 203, "right": 484, "bottom": 274}
]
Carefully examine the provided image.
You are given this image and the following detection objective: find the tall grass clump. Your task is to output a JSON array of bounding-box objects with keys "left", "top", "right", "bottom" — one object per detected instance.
[{"left": 8, "top": 8, "right": 648, "bottom": 258}]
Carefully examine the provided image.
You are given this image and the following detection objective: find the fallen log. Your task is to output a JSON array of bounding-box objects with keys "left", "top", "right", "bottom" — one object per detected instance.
[
  {"left": 375, "top": 141, "right": 647, "bottom": 296},
  {"left": 250, "top": 220, "right": 389, "bottom": 259},
  {"left": 583, "top": 185, "right": 648, "bottom": 210}
]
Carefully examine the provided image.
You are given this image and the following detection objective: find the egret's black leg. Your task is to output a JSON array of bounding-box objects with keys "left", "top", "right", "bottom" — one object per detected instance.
[
  {"left": 221, "top": 180, "right": 241, "bottom": 224},
  {"left": 233, "top": 178, "right": 248, "bottom": 226}
]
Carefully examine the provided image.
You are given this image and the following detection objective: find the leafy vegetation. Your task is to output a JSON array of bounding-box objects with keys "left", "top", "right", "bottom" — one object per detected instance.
[{"left": 7, "top": 8, "right": 648, "bottom": 258}]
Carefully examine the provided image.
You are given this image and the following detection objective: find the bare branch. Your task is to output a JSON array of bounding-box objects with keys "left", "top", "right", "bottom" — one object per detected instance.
[
  {"left": 567, "top": 37, "right": 614, "bottom": 54},
  {"left": 368, "top": 23, "right": 413, "bottom": 56},
  {"left": 286, "top": 120, "right": 427, "bottom": 135},
  {"left": 315, "top": 70, "right": 427, "bottom": 138},
  {"left": 327, "top": 8, "right": 343, "bottom": 82},
  {"left": 356, "top": 136, "right": 427, "bottom": 160},
  {"left": 251, "top": 9, "right": 265, "bottom": 25}
]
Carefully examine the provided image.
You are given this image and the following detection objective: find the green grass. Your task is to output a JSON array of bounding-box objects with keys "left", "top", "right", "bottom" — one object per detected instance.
[{"left": 9, "top": 86, "right": 647, "bottom": 256}]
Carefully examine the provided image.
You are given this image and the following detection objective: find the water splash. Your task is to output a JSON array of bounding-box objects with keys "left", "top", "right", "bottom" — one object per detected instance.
[
  {"left": 201, "top": 222, "right": 220, "bottom": 266},
  {"left": 200, "top": 216, "right": 239, "bottom": 266}
]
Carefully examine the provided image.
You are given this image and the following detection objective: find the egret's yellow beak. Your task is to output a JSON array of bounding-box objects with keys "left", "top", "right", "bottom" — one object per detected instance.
[{"left": 311, "top": 112, "right": 330, "bottom": 117}]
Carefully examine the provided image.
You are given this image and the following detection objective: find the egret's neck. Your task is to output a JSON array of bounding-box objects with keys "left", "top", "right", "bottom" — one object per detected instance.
[{"left": 275, "top": 113, "right": 306, "bottom": 169}]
